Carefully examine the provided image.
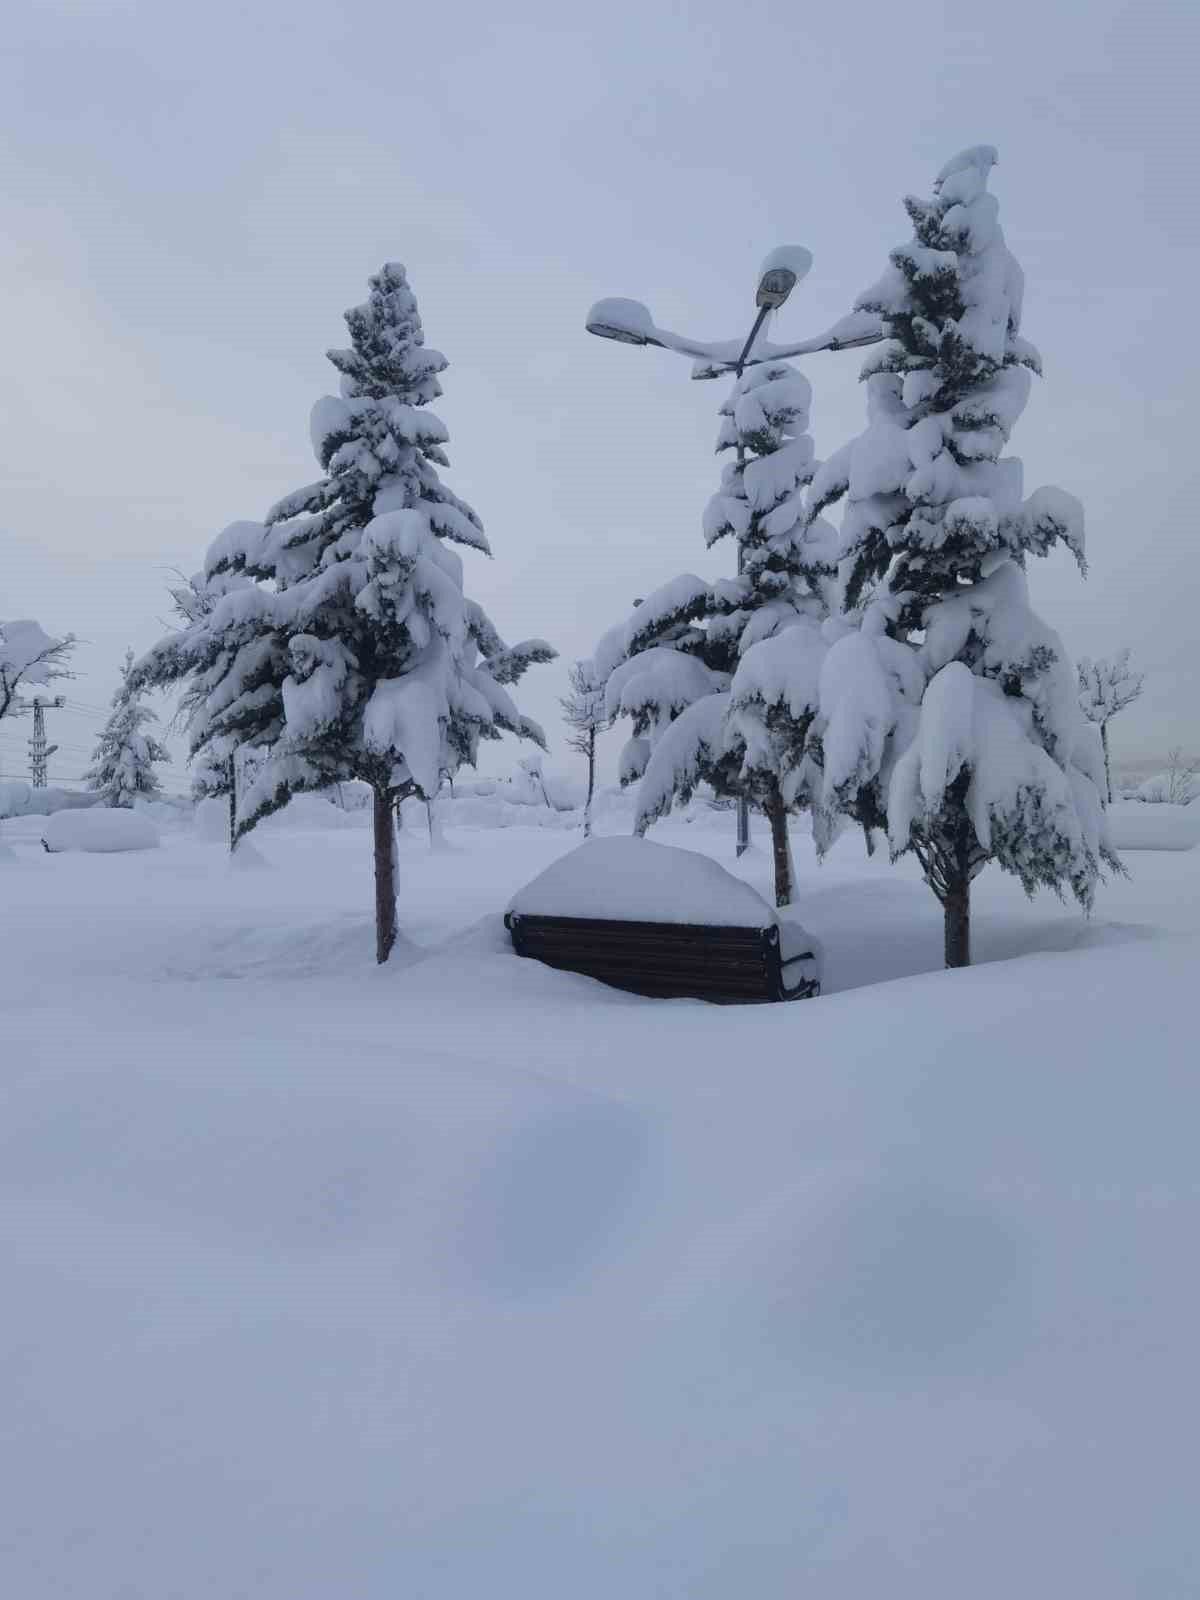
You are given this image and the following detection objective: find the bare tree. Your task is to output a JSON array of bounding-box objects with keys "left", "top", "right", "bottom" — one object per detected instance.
[
  {"left": 561, "top": 660, "right": 607, "bottom": 836},
  {"left": 1077, "top": 649, "right": 1144, "bottom": 802},
  {"left": 1164, "top": 747, "right": 1200, "bottom": 806},
  {"left": 0, "top": 619, "right": 75, "bottom": 726}
]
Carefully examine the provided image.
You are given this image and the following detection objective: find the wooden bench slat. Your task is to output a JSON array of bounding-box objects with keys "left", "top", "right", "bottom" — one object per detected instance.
[{"left": 505, "top": 911, "right": 818, "bottom": 1005}]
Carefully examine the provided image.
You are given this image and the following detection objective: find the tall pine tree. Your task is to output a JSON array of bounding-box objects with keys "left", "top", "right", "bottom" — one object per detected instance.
[
  {"left": 803, "top": 146, "right": 1114, "bottom": 966},
  {"left": 203, "top": 264, "right": 554, "bottom": 961},
  {"left": 599, "top": 359, "right": 835, "bottom": 905},
  {"left": 86, "top": 649, "right": 170, "bottom": 807}
]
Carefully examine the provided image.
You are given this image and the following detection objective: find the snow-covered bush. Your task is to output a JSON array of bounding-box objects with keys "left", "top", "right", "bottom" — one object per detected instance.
[
  {"left": 1135, "top": 749, "right": 1198, "bottom": 805},
  {"left": 797, "top": 146, "right": 1114, "bottom": 967},
  {"left": 85, "top": 650, "right": 169, "bottom": 807}
]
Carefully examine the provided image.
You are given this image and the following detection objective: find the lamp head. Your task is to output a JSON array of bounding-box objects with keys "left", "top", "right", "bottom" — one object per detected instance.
[
  {"left": 585, "top": 297, "right": 655, "bottom": 346},
  {"left": 755, "top": 246, "right": 813, "bottom": 309}
]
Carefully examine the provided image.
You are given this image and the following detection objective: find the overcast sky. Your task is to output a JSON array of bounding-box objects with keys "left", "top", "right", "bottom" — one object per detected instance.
[{"left": 2, "top": 0, "right": 1196, "bottom": 788}]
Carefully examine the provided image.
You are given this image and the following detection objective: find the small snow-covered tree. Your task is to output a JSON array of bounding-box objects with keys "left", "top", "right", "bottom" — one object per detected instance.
[
  {"left": 1077, "top": 649, "right": 1144, "bottom": 801},
  {"left": 202, "top": 263, "right": 554, "bottom": 961},
  {"left": 85, "top": 649, "right": 170, "bottom": 806},
  {"left": 803, "top": 146, "right": 1114, "bottom": 966},
  {"left": 561, "top": 659, "right": 606, "bottom": 835},
  {"left": 598, "top": 359, "right": 835, "bottom": 905},
  {"left": 0, "top": 619, "right": 75, "bottom": 725},
  {"left": 131, "top": 562, "right": 270, "bottom": 850}
]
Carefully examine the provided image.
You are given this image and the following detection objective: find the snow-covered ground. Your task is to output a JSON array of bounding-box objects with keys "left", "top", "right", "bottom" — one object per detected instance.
[{"left": 2, "top": 805, "right": 1198, "bottom": 1598}]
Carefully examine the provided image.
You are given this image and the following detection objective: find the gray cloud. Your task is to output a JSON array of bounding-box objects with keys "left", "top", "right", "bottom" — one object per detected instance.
[{"left": 3, "top": 0, "right": 1196, "bottom": 784}]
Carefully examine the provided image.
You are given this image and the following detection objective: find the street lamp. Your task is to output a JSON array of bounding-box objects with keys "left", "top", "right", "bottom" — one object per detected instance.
[{"left": 587, "top": 248, "right": 883, "bottom": 857}]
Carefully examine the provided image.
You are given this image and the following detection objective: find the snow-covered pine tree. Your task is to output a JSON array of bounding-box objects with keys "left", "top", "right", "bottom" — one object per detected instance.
[
  {"left": 85, "top": 649, "right": 170, "bottom": 807},
  {"left": 560, "top": 659, "right": 607, "bottom": 836},
  {"left": 1077, "top": 648, "right": 1144, "bottom": 801},
  {"left": 806, "top": 145, "right": 1114, "bottom": 966},
  {"left": 130, "top": 559, "right": 273, "bottom": 851},
  {"left": 598, "top": 359, "right": 836, "bottom": 905},
  {"left": 204, "top": 263, "right": 554, "bottom": 961}
]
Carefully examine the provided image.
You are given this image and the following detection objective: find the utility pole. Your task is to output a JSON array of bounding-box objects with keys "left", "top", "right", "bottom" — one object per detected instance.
[{"left": 26, "top": 694, "right": 65, "bottom": 787}]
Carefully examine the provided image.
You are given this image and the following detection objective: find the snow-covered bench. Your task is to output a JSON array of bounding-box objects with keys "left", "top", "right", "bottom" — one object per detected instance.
[{"left": 505, "top": 837, "right": 819, "bottom": 1004}]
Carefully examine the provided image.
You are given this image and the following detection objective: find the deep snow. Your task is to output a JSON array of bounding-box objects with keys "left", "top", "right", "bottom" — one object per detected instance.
[{"left": 1, "top": 804, "right": 1198, "bottom": 1598}]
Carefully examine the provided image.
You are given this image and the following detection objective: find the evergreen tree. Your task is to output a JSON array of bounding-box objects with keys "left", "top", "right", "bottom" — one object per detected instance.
[
  {"left": 86, "top": 649, "right": 169, "bottom": 807},
  {"left": 802, "top": 145, "right": 1114, "bottom": 966},
  {"left": 560, "top": 659, "right": 607, "bottom": 836},
  {"left": 202, "top": 264, "right": 554, "bottom": 961},
  {"left": 1077, "top": 648, "right": 1144, "bottom": 801},
  {"left": 598, "top": 360, "right": 835, "bottom": 905},
  {"left": 131, "top": 562, "right": 268, "bottom": 850}
]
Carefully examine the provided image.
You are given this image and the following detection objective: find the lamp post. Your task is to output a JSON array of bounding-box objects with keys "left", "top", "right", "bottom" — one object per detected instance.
[{"left": 586, "top": 254, "right": 883, "bottom": 856}]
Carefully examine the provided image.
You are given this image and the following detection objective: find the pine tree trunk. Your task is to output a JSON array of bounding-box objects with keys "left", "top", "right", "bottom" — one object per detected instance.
[
  {"left": 1101, "top": 721, "right": 1112, "bottom": 804},
  {"left": 584, "top": 731, "right": 596, "bottom": 839},
  {"left": 373, "top": 785, "right": 398, "bottom": 965},
  {"left": 943, "top": 874, "right": 971, "bottom": 969},
  {"left": 227, "top": 758, "right": 236, "bottom": 853},
  {"left": 765, "top": 793, "right": 794, "bottom": 909}
]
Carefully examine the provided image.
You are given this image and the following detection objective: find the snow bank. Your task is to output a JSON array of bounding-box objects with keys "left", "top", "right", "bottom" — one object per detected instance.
[
  {"left": 0, "top": 782, "right": 98, "bottom": 819},
  {"left": 508, "top": 836, "right": 779, "bottom": 927},
  {"left": 1106, "top": 802, "right": 1200, "bottom": 852},
  {"left": 42, "top": 808, "right": 160, "bottom": 854}
]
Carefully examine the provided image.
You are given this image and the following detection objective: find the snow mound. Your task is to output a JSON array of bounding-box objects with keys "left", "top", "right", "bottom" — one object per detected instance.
[
  {"left": 508, "top": 836, "right": 777, "bottom": 927},
  {"left": 42, "top": 809, "right": 160, "bottom": 854},
  {"left": 1106, "top": 802, "right": 1200, "bottom": 852},
  {"left": 0, "top": 840, "right": 17, "bottom": 863}
]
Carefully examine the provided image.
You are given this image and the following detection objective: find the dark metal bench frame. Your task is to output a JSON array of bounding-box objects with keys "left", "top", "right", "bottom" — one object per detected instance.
[{"left": 503, "top": 911, "right": 818, "bottom": 1004}]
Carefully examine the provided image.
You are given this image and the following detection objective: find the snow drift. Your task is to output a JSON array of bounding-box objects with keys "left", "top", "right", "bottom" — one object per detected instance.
[
  {"left": 1106, "top": 801, "right": 1200, "bottom": 852},
  {"left": 42, "top": 808, "right": 161, "bottom": 854}
]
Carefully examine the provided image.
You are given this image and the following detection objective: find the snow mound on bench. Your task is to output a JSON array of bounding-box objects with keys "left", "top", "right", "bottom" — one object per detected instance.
[
  {"left": 508, "top": 836, "right": 778, "bottom": 927},
  {"left": 42, "top": 808, "right": 160, "bottom": 854}
]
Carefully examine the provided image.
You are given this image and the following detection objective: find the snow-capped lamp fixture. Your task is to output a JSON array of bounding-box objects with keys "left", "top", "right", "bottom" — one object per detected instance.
[
  {"left": 755, "top": 245, "right": 813, "bottom": 309},
  {"left": 584, "top": 296, "right": 656, "bottom": 345}
]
